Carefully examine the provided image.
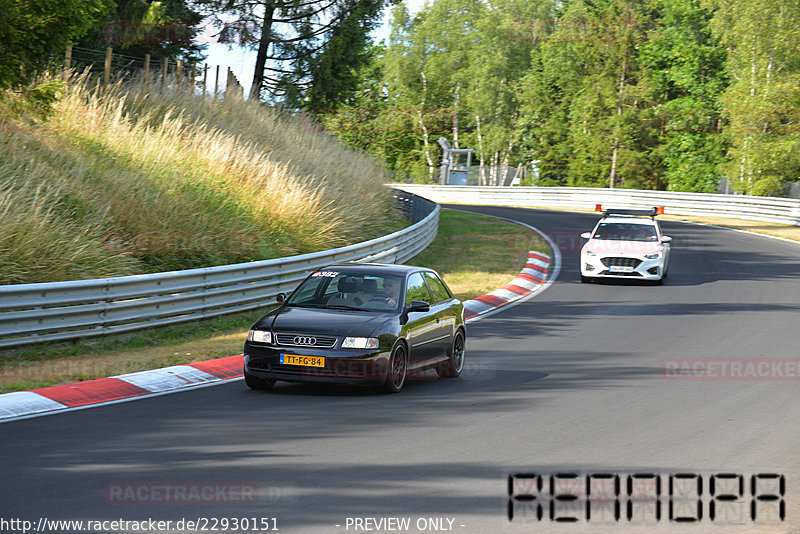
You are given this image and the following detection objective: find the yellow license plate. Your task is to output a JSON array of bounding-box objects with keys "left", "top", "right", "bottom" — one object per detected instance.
[{"left": 280, "top": 354, "right": 325, "bottom": 367}]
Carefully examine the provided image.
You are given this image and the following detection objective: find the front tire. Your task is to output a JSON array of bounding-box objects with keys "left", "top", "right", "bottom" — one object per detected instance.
[
  {"left": 437, "top": 330, "right": 465, "bottom": 378},
  {"left": 383, "top": 343, "right": 407, "bottom": 393},
  {"left": 581, "top": 275, "right": 591, "bottom": 283},
  {"left": 245, "top": 372, "right": 275, "bottom": 391}
]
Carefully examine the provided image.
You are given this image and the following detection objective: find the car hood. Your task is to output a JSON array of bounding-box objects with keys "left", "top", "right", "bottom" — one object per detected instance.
[
  {"left": 584, "top": 239, "right": 663, "bottom": 255},
  {"left": 258, "top": 305, "right": 393, "bottom": 337}
]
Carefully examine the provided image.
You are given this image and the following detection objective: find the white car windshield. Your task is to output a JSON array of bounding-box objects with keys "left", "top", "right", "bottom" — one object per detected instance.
[{"left": 593, "top": 222, "right": 658, "bottom": 242}]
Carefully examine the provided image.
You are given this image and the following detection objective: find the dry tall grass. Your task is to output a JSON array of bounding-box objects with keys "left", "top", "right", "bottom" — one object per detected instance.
[{"left": 0, "top": 73, "right": 397, "bottom": 284}]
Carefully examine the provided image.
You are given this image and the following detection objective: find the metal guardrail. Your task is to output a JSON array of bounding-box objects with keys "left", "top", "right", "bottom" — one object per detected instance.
[
  {"left": 0, "top": 191, "right": 438, "bottom": 349},
  {"left": 391, "top": 184, "right": 800, "bottom": 226}
]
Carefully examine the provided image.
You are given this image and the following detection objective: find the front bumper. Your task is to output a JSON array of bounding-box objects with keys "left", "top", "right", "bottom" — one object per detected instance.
[
  {"left": 581, "top": 254, "right": 665, "bottom": 280},
  {"left": 244, "top": 343, "right": 391, "bottom": 385}
]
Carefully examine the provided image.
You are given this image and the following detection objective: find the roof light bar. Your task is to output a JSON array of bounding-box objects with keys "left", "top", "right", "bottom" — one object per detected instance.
[{"left": 600, "top": 207, "right": 665, "bottom": 218}]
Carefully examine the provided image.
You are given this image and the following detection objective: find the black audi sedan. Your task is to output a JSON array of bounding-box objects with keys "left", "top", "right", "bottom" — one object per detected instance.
[{"left": 243, "top": 263, "right": 466, "bottom": 393}]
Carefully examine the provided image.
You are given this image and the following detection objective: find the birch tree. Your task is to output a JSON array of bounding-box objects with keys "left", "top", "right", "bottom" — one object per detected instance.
[{"left": 709, "top": 0, "right": 800, "bottom": 195}]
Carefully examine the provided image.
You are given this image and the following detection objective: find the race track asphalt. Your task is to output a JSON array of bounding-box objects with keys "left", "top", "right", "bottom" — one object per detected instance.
[{"left": 2, "top": 206, "right": 799, "bottom": 534}]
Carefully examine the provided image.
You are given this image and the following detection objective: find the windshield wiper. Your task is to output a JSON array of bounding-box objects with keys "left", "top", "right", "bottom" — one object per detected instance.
[{"left": 323, "top": 304, "right": 367, "bottom": 311}]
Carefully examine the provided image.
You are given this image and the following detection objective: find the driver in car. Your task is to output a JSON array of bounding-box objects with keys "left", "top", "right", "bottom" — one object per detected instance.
[{"left": 378, "top": 278, "right": 400, "bottom": 308}]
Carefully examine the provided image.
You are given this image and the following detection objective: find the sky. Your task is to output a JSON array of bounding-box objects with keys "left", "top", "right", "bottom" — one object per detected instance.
[{"left": 195, "top": 0, "right": 428, "bottom": 97}]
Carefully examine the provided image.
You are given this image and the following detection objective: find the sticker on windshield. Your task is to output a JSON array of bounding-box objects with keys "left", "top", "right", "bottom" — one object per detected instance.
[{"left": 311, "top": 271, "right": 339, "bottom": 278}]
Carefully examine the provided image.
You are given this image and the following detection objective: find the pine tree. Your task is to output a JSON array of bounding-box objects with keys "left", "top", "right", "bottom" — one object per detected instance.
[{"left": 195, "top": 0, "right": 386, "bottom": 102}]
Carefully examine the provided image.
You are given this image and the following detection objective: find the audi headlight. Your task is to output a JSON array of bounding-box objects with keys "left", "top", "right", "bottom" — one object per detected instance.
[
  {"left": 247, "top": 330, "right": 272, "bottom": 344},
  {"left": 644, "top": 252, "right": 662, "bottom": 259},
  {"left": 585, "top": 250, "right": 596, "bottom": 257},
  {"left": 342, "top": 337, "right": 379, "bottom": 349}
]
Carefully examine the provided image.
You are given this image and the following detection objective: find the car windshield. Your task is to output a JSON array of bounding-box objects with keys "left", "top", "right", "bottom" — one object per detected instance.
[
  {"left": 286, "top": 270, "right": 403, "bottom": 312},
  {"left": 593, "top": 222, "right": 658, "bottom": 242}
]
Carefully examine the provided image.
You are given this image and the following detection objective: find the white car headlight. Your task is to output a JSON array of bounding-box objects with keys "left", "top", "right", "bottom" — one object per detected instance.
[
  {"left": 585, "top": 250, "right": 596, "bottom": 257},
  {"left": 342, "top": 337, "right": 379, "bottom": 349},
  {"left": 247, "top": 330, "right": 272, "bottom": 344},
  {"left": 644, "top": 252, "right": 662, "bottom": 259}
]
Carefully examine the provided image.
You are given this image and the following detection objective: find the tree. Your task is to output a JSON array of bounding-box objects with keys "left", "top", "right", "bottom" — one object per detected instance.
[
  {"left": 378, "top": 0, "right": 488, "bottom": 180},
  {"left": 519, "top": 0, "right": 660, "bottom": 189},
  {"left": 464, "top": 0, "right": 547, "bottom": 185},
  {"left": 564, "top": 0, "right": 659, "bottom": 189},
  {"left": 195, "top": 0, "right": 385, "bottom": 102},
  {"left": 320, "top": 45, "right": 421, "bottom": 174},
  {"left": 321, "top": 0, "right": 799, "bottom": 194},
  {"left": 375, "top": 0, "right": 541, "bottom": 182},
  {"left": 305, "top": 0, "right": 388, "bottom": 112},
  {"left": 0, "top": 0, "right": 113, "bottom": 87},
  {"left": 639, "top": 0, "right": 728, "bottom": 193},
  {"left": 517, "top": 1, "right": 580, "bottom": 185},
  {"left": 77, "top": 0, "right": 205, "bottom": 65},
  {"left": 709, "top": 0, "right": 800, "bottom": 195}
]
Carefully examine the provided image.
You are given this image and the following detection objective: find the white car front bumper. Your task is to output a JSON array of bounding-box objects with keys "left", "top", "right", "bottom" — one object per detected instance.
[{"left": 581, "top": 253, "right": 667, "bottom": 280}]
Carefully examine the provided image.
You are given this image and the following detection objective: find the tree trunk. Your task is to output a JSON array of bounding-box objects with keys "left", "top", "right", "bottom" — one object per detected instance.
[
  {"left": 500, "top": 140, "right": 514, "bottom": 185},
  {"left": 762, "top": 45, "right": 774, "bottom": 134},
  {"left": 418, "top": 72, "right": 435, "bottom": 179},
  {"left": 609, "top": 140, "right": 619, "bottom": 189},
  {"left": 250, "top": 0, "right": 277, "bottom": 100},
  {"left": 476, "top": 115, "right": 486, "bottom": 185},
  {"left": 453, "top": 82, "right": 461, "bottom": 149},
  {"left": 739, "top": 40, "right": 759, "bottom": 189},
  {"left": 609, "top": 56, "right": 627, "bottom": 189}
]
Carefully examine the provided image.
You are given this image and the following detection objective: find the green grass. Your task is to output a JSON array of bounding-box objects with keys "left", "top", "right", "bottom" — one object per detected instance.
[
  {"left": 410, "top": 209, "right": 549, "bottom": 301},
  {"left": 0, "top": 209, "right": 549, "bottom": 393}
]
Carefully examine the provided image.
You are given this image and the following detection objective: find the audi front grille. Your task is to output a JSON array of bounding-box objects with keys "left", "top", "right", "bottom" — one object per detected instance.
[{"left": 274, "top": 334, "right": 338, "bottom": 349}]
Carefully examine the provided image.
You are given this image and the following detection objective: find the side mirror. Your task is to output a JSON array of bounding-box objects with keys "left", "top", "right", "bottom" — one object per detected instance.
[
  {"left": 276, "top": 292, "right": 287, "bottom": 304},
  {"left": 661, "top": 236, "right": 672, "bottom": 243},
  {"left": 406, "top": 300, "right": 430, "bottom": 313},
  {"left": 581, "top": 232, "right": 591, "bottom": 239}
]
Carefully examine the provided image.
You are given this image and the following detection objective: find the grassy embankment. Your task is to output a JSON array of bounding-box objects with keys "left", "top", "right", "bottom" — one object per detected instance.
[{"left": 0, "top": 74, "right": 401, "bottom": 284}]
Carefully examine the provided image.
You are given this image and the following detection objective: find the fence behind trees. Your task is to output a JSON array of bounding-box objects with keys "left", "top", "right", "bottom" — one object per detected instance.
[{"left": 63, "top": 44, "right": 244, "bottom": 99}]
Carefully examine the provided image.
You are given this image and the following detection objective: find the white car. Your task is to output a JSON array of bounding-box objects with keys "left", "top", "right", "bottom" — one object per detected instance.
[{"left": 580, "top": 208, "right": 672, "bottom": 284}]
